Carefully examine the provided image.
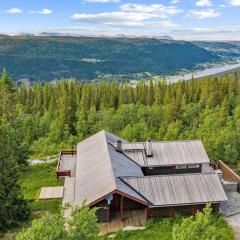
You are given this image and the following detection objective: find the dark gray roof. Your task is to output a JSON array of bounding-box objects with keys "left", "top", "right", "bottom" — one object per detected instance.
[
  {"left": 121, "top": 141, "right": 210, "bottom": 167},
  {"left": 74, "top": 130, "right": 147, "bottom": 205},
  {"left": 122, "top": 174, "right": 228, "bottom": 207}
]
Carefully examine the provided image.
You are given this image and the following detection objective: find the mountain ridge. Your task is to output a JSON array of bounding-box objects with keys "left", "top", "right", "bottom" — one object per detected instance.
[{"left": 0, "top": 36, "right": 220, "bottom": 82}]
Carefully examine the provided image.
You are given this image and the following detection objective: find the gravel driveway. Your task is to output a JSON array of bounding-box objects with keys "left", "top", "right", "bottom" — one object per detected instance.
[{"left": 226, "top": 214, "right": 240, "bottom": 240}]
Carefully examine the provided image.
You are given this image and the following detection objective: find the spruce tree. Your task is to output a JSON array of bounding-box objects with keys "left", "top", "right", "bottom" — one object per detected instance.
[{"left": 0, "top": 123, "right": 30, "bottom": 230}]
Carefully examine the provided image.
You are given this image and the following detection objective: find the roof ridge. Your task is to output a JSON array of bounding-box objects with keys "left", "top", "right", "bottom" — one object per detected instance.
[
  {"left": 121, "top": 172, "right": 218, "bottom": 179},
  {"left": 123, "top": 139, "right": 203, "bottom": 144},
  {"left": 101, "top": 131, "right": 118, "bottom": 190}
]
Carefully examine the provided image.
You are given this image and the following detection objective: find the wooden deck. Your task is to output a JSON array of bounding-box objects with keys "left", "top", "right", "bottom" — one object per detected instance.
[
  {"left": 39, "top": 186, "right": 64, "bottom": 200},
  {"left": 100, "top": 210, "right": 146, "bottom": 234},
  {"left": 56, "top": 149, "right": 77, "bottom": 178}
]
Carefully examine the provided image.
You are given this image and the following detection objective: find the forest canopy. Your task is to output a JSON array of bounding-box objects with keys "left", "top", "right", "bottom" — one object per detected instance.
[{"left": 0, "top": 69, "right": 239, "bottom": 168}]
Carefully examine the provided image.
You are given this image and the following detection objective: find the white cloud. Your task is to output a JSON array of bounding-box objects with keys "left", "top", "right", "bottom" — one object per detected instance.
[
  {"left": 5, "top": 8, "right": 23, "bottom": 14},
  {"left": 71, "top": 3, "right": 181, "bottom": 28},
  {"left": 196, "top": 0, "right": 212, "bottom": 6},
  {"left": 229, "top": 0, "right": 240, "bottom": 6},
  {"left": 71, "top": 12, "right": 177, "bottom": 27},
  {"left": 83, "top": 0, "right": 120, "bottom": 2},
  {"left": 174, "top": 27, "right": 239, "bottom": 34},
  {"left": 30, "top": 9, "right": 53, "bottom": 15},
  {"left": 120, "top": 3, "right": 183, "bottom": 15},
  {"left": 186, "top": 9, "right": 220, "bottom": 19},
  {"left": 171, "top": 26, "right": 240, "bottom": 40},
  {"left": 38, "top": 9, "right": 52, "bottom": 15},
  {"left": 171, "top": 0, "right": 181, "bottom": 4}
]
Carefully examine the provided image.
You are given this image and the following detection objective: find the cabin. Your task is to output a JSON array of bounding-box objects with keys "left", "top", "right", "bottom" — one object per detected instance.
[{"left": 56, "top": 130, "right": 228, "bottom": 225}]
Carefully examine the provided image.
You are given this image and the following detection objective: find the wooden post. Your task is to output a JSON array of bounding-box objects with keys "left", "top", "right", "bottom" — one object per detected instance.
[
  {"left": 144, "top": 207, "right": 149, "bottom": 219},
  {"left": 120, "top": 196, "right": 124, "bottom": 221},
  {"left": 168, "top": 207, "right": 174, "bottom": 217},
  {"left": 192, "top": 205, "right": 198, "bottom": 215},
  {"left": 107, "top": 204, "right": 110, "bottom": 222}
]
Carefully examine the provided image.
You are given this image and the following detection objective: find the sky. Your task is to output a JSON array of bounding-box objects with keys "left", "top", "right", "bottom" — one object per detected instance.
[{"left": 0, "top": 0, "right": 240, "bottom": 40}]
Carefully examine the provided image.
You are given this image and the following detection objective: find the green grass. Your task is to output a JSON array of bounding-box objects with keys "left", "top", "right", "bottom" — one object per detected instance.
[
  {"left": 1, "top": 161, "right": 63, "bottom": 239},
  {"left": 112, "top": 215, "right": 234, "bottom": 240},
  {"left": 113, "top": 219, "right": 177, "bottom": 240},
  {"left": 21, "top": 161, "right": 63, "bottom": 213}
]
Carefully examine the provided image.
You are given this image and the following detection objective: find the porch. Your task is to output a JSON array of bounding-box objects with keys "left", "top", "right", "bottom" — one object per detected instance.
[{"left": 100, "top": 210, "right": 146, "bottom": 234}]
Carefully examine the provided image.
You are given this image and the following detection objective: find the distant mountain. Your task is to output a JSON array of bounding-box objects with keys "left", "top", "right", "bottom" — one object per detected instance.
[
  {"left": 7, "top": 32, "right": 175, "bottom": 40},
  {"left": 154, "top": 35, "right": 174, "bottom": 40},
  {"left": 0, "top": 36, "right": 219, "bottom": 82},
  {"left": 193, "top": 41, "right": 240, "bottom": 58}
]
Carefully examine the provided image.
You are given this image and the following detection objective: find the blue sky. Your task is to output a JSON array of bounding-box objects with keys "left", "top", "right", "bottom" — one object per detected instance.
[{"left": 0, "top": 0, "right": 240, "bottom": 40}]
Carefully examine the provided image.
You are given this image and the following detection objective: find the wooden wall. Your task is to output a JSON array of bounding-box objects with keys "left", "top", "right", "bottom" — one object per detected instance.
[
  {"left": 95, "top": 200, "right": 110, "bottom": 223},
  {"left": 94, "top": 193, "right": 145, "bottom": 223},
  {"left": 148, "top": 203, "right": 219, "bottom": 218}
]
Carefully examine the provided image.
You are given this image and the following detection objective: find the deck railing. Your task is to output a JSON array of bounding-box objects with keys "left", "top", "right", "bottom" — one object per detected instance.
[
  {"left": 56, "top": 149, "right": 76, "bottom": 178},
  {"left": 210, "top": 159, "right": 240, "bottom": 193},
  {"left": 218, "top": 160, "right": 240, "bottom": 183},
  {"left": 210, "top": 160, "right": 218, "bottom": 170}
]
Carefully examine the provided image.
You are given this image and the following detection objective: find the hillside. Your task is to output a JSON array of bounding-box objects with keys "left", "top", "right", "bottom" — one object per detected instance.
[
  {"left": 194, "top": 41, "right": 240, "bottom": 58},
  {"left": 0, "top": 36, "right": 218, "bottom": 82}
]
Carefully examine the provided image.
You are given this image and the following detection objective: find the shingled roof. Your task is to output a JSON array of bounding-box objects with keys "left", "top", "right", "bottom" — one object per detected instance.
[
  {"left": 121, "top": 141, "right": 210, "bottom": 167},
  {"left": 122, "top": 174, "right": 228, "bottom": 207},
  {"left": 72, "top": 130, "right": 226, "bottom": 207},
  {"left": 74, "top": 130, "right": 148, "bottom": 206}
]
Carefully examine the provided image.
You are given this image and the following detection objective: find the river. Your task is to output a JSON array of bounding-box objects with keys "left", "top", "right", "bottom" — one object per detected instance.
[{"left": 167, "top": 62, "right": 240, "bottom": 83}]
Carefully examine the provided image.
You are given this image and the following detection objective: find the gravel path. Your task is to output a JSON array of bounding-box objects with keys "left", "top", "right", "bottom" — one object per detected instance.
[{"left": 226, "top": 214, "right": 240, "bottom": 240}]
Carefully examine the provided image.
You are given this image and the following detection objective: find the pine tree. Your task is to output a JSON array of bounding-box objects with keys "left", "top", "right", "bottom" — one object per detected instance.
[{"left": 0, "top": 123, "right": 30, "bottom": 230}]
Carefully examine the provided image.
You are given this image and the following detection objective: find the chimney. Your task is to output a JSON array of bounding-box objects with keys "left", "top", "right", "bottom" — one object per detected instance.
[
  {"left": 116, "top": 140, "right": 123, "bottom": 153},
  {"left": 146, "top": 139, "right": 153, "bottom": 157}
]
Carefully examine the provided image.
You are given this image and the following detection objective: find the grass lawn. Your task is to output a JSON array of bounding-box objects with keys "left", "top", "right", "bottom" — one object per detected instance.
[
  {"left": 1, "top": 161, "right": 63, "bottom": 239},
  {"left": 21, "top": 161, "right": 63, "bottom": 213},
  {"left": 112, "top": 214, "right": 234, "bottom": 240},
  {"left": 113, "top": 219, "right": 176, "bottom": 240}
]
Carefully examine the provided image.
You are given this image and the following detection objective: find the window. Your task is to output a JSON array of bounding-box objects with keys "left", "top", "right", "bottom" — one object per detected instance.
[
  {"left": 176, "top": 165, "right": 187, "bottom": 169},
  {"left": 188, "top": 164, "right": 200, "bottom": 169}
]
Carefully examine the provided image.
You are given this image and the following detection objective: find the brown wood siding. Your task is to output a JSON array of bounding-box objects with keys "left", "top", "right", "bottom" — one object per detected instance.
[
  {"left": 95, "top": 200, "right": 110, "bottom": 223},
  {"left": 93, "top": 193, "right": 146, "bottom": 223},
  {"left": 123, "top": 197, "right": 145, "bottom": 210},
  {"left": 149, "top": 203, "right": 220, "bottom": 218}
]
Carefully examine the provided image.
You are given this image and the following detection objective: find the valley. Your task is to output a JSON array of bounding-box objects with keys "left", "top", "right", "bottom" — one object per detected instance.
[{"left": 2, "top": 36, "right": 240, "bottom": 83}]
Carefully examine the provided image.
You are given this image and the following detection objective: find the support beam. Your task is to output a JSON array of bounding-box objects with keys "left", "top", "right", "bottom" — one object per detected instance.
[
  {"left": 168, "top": 207, "right": 174, "bottom": 217},
  {"left": 107, "top": 204, "right": 110, "bottom": 222},
  {"left": 144, "top": 207, "right": 149, "bottom": 219},
  {"left": 120, "top": 196, "right": 124, "bottom": 221},
  {"left": 192, "top": 205, "right": 199, "bottom": 215}
]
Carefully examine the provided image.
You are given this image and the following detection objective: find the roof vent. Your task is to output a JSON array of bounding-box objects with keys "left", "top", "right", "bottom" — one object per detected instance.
[
  {"left": 116, "top": 140, "right": 123, "bottom": 153},
  {"left": 146, "top": 139, "right": 153, "bottom": 157}
]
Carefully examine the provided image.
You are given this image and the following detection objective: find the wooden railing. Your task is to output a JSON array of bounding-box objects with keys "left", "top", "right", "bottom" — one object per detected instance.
[
  {"left": 211, "top": 160, "right": 240, "bottom": 193},
  {"left": 210, "top": 160, "right": 218, "bottom": 170},
  {"left": 56, "top": 149, "right": 76, "bottom": 178},
  {"left": 218, "top": 160, "right": 240, "bottom": 183}
]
